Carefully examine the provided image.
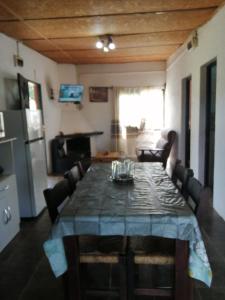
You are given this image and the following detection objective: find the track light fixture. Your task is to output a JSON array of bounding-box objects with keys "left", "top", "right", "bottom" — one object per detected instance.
[
  {"left": 103, "top": 46, "right": 109, "bottom": 52},
  {"left": 96, "top": 35, "right": 116, "bottom": 52},
  {"left": 108, "top": 36, "right": 115, "bottom": 50},
  {"left": 96, "top": 40, "right": 104, "bottom": 49}
]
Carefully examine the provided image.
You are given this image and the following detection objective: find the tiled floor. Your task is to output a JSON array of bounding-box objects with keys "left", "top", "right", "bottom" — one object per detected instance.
[{"left": 0, "top": 190, "right": 225, "bottom": 299}]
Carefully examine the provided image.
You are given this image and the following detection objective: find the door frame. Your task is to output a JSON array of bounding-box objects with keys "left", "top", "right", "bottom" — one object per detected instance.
[
  {"left": 199, "top": 58, "right": 217, "bottom": 185},
  {"left": 181, "top": 76, "right": 192, "bottom": 168}
]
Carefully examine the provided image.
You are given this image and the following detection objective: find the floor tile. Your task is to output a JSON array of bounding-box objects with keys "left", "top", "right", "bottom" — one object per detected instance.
[{"left": 198, "top": 288, "right": 225, "bottom": 300}]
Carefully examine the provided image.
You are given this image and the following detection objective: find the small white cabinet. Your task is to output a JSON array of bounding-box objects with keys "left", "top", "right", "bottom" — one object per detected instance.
[{"left": 0, "top": 138, "right": 20, "bottom": 252}]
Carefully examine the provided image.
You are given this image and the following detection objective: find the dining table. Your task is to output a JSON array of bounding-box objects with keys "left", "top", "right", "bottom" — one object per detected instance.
[{"left": 44, "top": 162, "right": 212, "bottom": 293}]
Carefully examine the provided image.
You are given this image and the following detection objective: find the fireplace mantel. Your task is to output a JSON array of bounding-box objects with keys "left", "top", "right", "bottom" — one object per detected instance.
[
  {"left": 51, "top": 131, "right": 103, "bottom": 174},
  {"left": 55, "top": 131, "right": 103, "bottom": 139}
]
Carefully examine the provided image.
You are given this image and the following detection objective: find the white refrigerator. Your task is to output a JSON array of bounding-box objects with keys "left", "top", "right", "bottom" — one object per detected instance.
[{"left": 3, "top": 75, "right": 47, "bottom": 217}]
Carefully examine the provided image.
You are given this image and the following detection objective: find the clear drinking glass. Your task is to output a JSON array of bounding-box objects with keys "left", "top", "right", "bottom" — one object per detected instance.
[
  {"left": 124, "top": 159, "right": 131, "bottom": 176},
  {"left": 128, "top": 161, "right": 135, "bottom": 178},
  {"left": 111, "top": 160, "right": 119, "bottom": 179}
]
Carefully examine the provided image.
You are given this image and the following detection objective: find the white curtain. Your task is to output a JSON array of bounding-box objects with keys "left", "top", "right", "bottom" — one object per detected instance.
[{"left": 111, "top": 87, "right": 164, "bottom": 156}]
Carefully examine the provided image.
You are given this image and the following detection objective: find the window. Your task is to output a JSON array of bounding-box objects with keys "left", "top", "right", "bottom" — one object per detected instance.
[
  {"left": 112, "top": 87, "right": 165, "bottom": 156},
  {"left": 118, "top": 87, "right": 164, "bottom": 131}
]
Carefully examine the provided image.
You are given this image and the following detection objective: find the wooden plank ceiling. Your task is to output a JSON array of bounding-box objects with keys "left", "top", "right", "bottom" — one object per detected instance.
[{"left": 0, "top": 0, "right": 224, "bottom": 64}]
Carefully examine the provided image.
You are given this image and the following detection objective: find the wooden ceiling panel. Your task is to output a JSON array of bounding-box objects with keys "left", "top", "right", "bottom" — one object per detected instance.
[
  {"left": 68, "top": 45, "right": 178, "bottom": 58},
  {"left": 0, "top": 22, "right": 41, "bottom": 40},
  {"left": 1, "top": 0, "right": 224, "bottom": 20},
  {"left": 115, "top": 31, "right": 190, "bottom": 49},
  {"left": 0, "top": 0, "right": 223, "bottom": 64},
  {"left": 40, "top": 51, "right": 72, "bottom": 61},
  {"left": 23, "top": 39, "right": 62, "bottom": 51},
  {"left": 0, "top": 5, "right": 16, "bottom": 20},
  {"left": 41, "top": 45, "right": 178, "bottom": 61},
  {"left": 23, "top": 37, "right": 98, "bottom": 51},
  {"left": 0, "top": 9, "right": 215, "bottom": 40},
  {"left": 22, "top": 9, "right": 216, "bottom": 38},
  {"left": 52, "top": 55, "right": 171, "bottom": 64},
  {"left": 23, "top": 31, "right": 190, "bottom": 51}
]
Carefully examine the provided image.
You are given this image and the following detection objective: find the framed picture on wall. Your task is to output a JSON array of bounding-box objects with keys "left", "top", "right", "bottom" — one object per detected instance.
[{"left": 89, "top": 87, "right": 108, "bottom": 102}]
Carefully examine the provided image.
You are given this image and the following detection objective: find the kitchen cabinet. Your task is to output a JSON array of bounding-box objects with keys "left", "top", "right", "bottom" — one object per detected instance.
[{"left": 0, "top": 138, "right": 20, "bottom": 252}]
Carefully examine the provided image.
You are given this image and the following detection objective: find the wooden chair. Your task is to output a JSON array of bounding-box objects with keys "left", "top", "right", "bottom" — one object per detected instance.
[
  {"left": 63, "top": 235, "right": 127, "bottom": 300},
  {"left": 186, "top": 177, "right": 204, "bottom": 215},
  {"left": 43, "top": 179, "right": 71, "bottom": 224},
  {"left": 44, "top": 179, "right": 127, "bottom": 299},
  {"left": 127, "top": 236, "right": 192, "bottom": 300},
  {"left": 172, "top": 161, "right": 194, "bottom": 197},
  {"left": 136, "top": 130, "right": 176, "bottom": 168},
  {"left": 76, "top": 160, "right": 86, "bottom": 178},
  {"left": 64, "top": 163, "right": 82, "bottom": 194},
  {"left": 51, "top": 137, "right": 75, "bottom": 174}
]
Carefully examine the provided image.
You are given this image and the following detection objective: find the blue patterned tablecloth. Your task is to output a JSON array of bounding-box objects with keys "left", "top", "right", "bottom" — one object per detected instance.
[{"left": 44, "top": 162, "right": 212, "bottom": 287}]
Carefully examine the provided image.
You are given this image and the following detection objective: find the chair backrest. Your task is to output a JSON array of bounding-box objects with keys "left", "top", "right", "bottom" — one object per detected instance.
[
  {"left": 156, "top": 129, "right": 176, "bottom": 167},
  {"left": 156, "top": 129, "right": 176, "bottom": 148},
  {"left": 57, "top": 137, "right": 66, "bottom": 158},
  {"left": 186, "top": 177, "right": 204, "bottom": 215},
  {"left": 43, "top": 179, "right": 71, "bottom": 223},
  {"left": 76, "top": 161, "right": 85, "bottom": 178},
  {"left": 64, "top": 164, "right": 81, "bottom": 193},
  {"left": 51, "top": 138, "right": 66, "bottom": 159},
  {"left": 172, "top": 162, "right": 194, "bottom": 195}
]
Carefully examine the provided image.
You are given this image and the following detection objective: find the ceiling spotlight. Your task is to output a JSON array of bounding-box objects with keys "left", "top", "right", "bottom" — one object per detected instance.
[
  {"left": 108, "top": 36, "right": 116, "bottom": 50},
  {"left": 103, "top": 46, "right": 109, "bottom": 52},
  {"left": 96, "top": 40, "right": 103, "bottom": 49},
  {"left": 96, "top": 35, "right": 116, "bottom": 52}
]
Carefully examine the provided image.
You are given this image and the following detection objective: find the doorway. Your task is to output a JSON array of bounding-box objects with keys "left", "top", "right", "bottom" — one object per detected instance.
[
  {"left": 182, "top": 77, "right": 191, "bottom": 168},
  {"left": 205, "top": 62, "right": 217, "bottom": 188},
  {"left": 199, "top": 59, "right": 217, "bottom": 188}
]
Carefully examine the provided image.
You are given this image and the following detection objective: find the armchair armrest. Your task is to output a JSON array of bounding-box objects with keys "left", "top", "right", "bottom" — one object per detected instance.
[
  {"left": 136, "top": 146, "right": 164, "bottom": 163},
  {"left": 136, "top": 147, "right": 163, "bottom": 157}
]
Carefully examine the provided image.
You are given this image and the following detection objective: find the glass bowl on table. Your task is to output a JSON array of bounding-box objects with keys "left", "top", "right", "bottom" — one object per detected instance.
[{"left": 111, "top": 159, "right": 134, "bottom": 184}]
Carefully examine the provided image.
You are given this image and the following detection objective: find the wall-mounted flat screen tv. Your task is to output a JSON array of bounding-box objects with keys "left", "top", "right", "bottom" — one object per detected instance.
[{"left": 59, "top": 84, "right": 84, "bottom": 103}]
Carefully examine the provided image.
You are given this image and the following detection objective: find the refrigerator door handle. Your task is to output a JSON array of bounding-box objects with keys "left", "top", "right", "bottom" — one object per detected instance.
[{"left": 25, "top": 137, "right": 44, "bottom": 144}]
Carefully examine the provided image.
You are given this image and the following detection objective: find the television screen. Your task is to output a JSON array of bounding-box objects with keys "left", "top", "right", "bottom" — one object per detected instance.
[{"left": 59, "top": 84, "right": 84, "bottom": 103}]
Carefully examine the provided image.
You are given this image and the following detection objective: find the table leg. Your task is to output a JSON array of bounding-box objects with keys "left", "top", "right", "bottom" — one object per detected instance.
[
  {"left": 175, "top": 240, "right": 193, "bottom": 300},
  {"left": 127, "top": 247, "right": 135, "bottom": 300},
  {"left": 63, "top": 236, "right": 81, "bottom": 300},
  {"left": 119, "top": 255, "right": 127, "bottom": 300}
]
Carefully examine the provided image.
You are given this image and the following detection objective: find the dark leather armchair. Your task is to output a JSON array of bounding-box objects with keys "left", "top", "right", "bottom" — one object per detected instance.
[
  {"left": 51, "top": 137, "right": 74, "bottom": 174},
  {"left": 136, "top": 129, "right": 177, "bottom": 168}
]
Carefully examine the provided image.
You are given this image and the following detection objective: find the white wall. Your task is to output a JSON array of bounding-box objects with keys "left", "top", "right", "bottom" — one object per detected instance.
[
  {"left": 0, "top": 33, "right": 166, "bottom": 169},
  {"left": 0, "top": 34, "right": 79, "bottom": 171},
  {"left": 165, "top": 5, "right": 225, "bottom": 219},
  {"left": 77, "top": 62, "right": 166, "bottom": 155},
  {"left": 0, "top": 33, "right": 166, "bottom": 168},
  {"left": 57, "top": 64, "right": 92, "bottom": 135}
]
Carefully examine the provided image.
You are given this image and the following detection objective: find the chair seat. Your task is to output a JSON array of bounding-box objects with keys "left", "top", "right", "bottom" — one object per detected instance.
[
  {"left": 63, "top": 235, "right": 127, "bottom": 299},
  {"left": 127, "top": 237, "right": 192, "bottom": 299},
  {"left": 77, "top": 236, "right": 126, "bottom": 264},
  {"left": 80, "top": 254, "right": 119, "bottom": 264},
  {"left": 134, "top": 254, "right": 174, "bottom": 265},
  {"left": 129, "top": 236, "right": 175, "bottom": 265}
]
